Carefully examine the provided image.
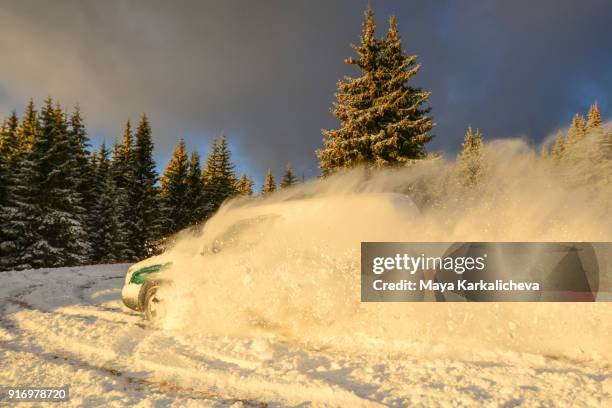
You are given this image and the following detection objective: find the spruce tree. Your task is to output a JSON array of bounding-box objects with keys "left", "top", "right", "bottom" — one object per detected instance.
[
  {"left": 201, "top": 137, "right": 219, "bottom": 214},
  {"left": 68, "top": 105, "right": 96, "bottom": 263},
  {"left": 236, "top": 173, "right": 254, "bottom": 196},
  {"left": 202, "top": 137, "right": 218, "bottom": 185},
  {"left": 185, "top": 150, "right": 207, "bottom": 225},
  {"left": 25, "top": 98, "right": 89, "bottom": 267},
  {"left": 18, "top": 99, "right": 38, "bottom": 150},
  {"left": 113, "top": 120, "right": 134, "bottom": 190},
  {"left": 371, "top": 15, "right": 433, "bottom": 164},
  {"left": 129, "top": 114, "right": 161, "bottom": 259},
  {"left": 160, "top": 138, "right": 190, "bottom": 234},
  {"left": 318, "top": 6, "right": 379, "bottom": 172},
  {"left": 261, "top": 168, "right": 276, "bottom": 195},
  {"left": 0, "top": 112, "right": 25, "bottom": 270},
  {"left": 551, "top": 131, "right": 567, "bottom": 162},
  {"left": 0, "top": 112, "right": 19, "bottom": 209},
  {"left": 201, "top": 134, "right": 237, "bottom": 213},
  {"left": 90, "top": 143, "right": 127, "bottom": 263},
  {"left": 216, "top": 134, "right": 237, "bottom": 204},
  {"left": 566, "top": 114, "right": 587, "bottom": 146},
  {"left": 110, "top": 138, "right": 136, "bottom": 261},
  {"left": 2, "top": 106, "right": 38, "bottom": 270},
  {"left": 457, "top": 127, "right": 485, "bottom": 187},
  {"left": 586, "top": 103, "right": 602, "bottom": 131},
  {"left": 318, "top": 6, "right": 433, "bottom": 173},
  {"left": 0, "top": 111, "right": 20, "bottom": 157},
  {"left": 280, "top": 163, "right": 297, "bottom": 188}
]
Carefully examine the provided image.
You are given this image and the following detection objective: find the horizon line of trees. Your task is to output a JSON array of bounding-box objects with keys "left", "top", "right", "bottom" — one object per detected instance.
[
  {"left": 455, "top": 102, "right": 612, "bottom": 188},
  {"left": 0, "top": 98, "right": 300, "bottom": 271}
]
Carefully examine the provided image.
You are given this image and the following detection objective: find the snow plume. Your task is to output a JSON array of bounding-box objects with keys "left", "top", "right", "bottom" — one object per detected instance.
[{"left": 157, "top": 138, "right": 612, "bottom": 364}]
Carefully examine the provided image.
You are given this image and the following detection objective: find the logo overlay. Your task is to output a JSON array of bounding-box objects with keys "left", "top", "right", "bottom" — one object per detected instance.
[{"left": 361, "top": 243, "right": 611, "bottom": 302}]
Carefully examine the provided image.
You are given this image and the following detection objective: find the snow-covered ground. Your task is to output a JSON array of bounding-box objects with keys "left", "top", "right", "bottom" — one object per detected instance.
[{"left": 1, "top": 264, "right": 611, "bottom": 407}]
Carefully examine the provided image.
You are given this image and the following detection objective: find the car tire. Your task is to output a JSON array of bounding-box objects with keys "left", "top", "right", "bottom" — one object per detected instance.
[{"left": 143, "top": 282, "right": 166, "bottom": 323}]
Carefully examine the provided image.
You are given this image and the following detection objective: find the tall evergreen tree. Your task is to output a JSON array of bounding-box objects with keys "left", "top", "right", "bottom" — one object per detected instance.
[
  {"left": 24, "top": 98, "right": 89, "bottom": 267},
  {"left": 1, "top": 107, "right": 38, "bottom": 270},
  {"left": 586, "top": 103, "right": 602, "bottom": 131},
  {"left": 0, "top": 111, "right": 20, "bottom": 157},
  {"left": 18, "top": 99, "right": 38, "bottom": 151},
  {"left": 129, "top": 114, "right": 161, "bottom": 259},
  {"left": 68, "top": 105, "right": 96, "bottom": 263},
  {"left": 280, "top": 163, "right": 297, "bottom": 188},
  {"left": 566, "top": 113, "right": 587, "bottom": 146},
  {"left": 457, "top": 127, "right": 485, "bottom": 187},
  {"left": 201, "top": 134, "right": 237, "bottom": 213},
  {"left": 0, "top": 112, "right": 20, "bottom": 210},
  {"left": 551, "top": 131, "right": 567, "bottom": 162},
  {"left": 201, "top": 137, "right": 219, "bottom": 214},
  {"left": 261, "top": 168, "right": 276, "bottom": 196},
  {"left": 371, "top": 15, "right": 433, "bottom": 164},
  {"left": 201, "top": 137, "right": 218, "bottom": 185},
  {"left": 90, "top": 143, "right": 127, "bottom": 263},
  {"left": 185, "top": 150, "right": 207, "bottom": 224},
  {"left": 318, "top": 6, "right": 433, "bottom": 173},
  {"left": 160, "top": 138, "right": 190, "bottom": 234},
  {"left": 215, "top": 134, "right": 237, "bottom": 204},
  {"left": 318, "top": 6, "right": 379, "bottom": 172},
  {"left": 113, "top": 120, "right": 134, "bottom": 190},
  {"left": 0, "top": 112, "right": 25, "bottom": 270},
  {"left": 110, "top": 135, "right": 136, "bottom": 261},
  {"left": 236, "top": 173, "right": 254, "bottom": 196}
]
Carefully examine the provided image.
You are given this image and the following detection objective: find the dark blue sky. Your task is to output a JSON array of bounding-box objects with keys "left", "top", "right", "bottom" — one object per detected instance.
[{"left": 0, "top": 0, "right": 611, "bottom": 184}]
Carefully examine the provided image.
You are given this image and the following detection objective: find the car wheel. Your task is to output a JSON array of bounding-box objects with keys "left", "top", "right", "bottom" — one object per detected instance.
[{"left": 144, "top": 283, "right": 167, "bottom": 323}]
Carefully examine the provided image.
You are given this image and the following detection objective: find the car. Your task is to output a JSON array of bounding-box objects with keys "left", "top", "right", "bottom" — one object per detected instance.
[
  {"left": 121, "top": 261, "right": 173, "bottom": 321},
  {"left": 121, "top": 192, "right": 422, "bottom": 321}
]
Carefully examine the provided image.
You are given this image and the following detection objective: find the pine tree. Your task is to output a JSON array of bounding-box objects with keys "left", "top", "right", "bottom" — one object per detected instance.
[
  {"left": 185, "top": 150, "right": 207, "bottom": 225},
  {"left": 24, "top": 98, "right": 89, "bottom": 267},
  {"left": 566, "top": 113, "right": 587, "bottom": 146},
  {"left": 318, "top": 6, "right": 379, "bottom": 172},
  {"left": 160, "top": 138, "right": 190, "bottom": 234},
  {"left": 457, "top": 127, "right": 485, "bottom": 187},
  {"left": 371, "top": 15, "right": 433, "bottom": 164},
  {"left": 236, "top": 173, "right": 254, "bottom": 196},
  {"left": 110, "top": 134, "right": 136, "bottom": 261},
  {"left": 201, "top": 134, "right": 237, "bottom": 213},
  {"left": 0, "top": 111, "right": 20, "bottom": 158},
  {"left": 129, "top": 114, "right": 161, "bottom": 259},
  {"left": 280, "top": 163, "right": 297, "bottom": 188},
  {"left": 202, "top": 137, "right": 218, "bottom": 185},
  {"left": 0, "top": 111, "right": 25, "bottom": 270},
  {"left": 318, "top": 6, "right": 433, "bottom": 173},
  {"left": 113, "top": 120, "right": 134, "bottom": 190},
  {"left": 201, "top": 137, "right": 219, "bottom": 214},
  {"left": 261, "top": 168, "right": 276, "bottom": 195},
  {"left": 215, "top": 134, "right": 237, "bottom": 204},
  {"left": 18, "top": 99, "right": 38, "bottom": 151},
  {"left": 0, "top": 112, "right": 20, "bottom": 210},
  {"left": 586, "top": 103, "right": 602, "bottom": 131},
  {"left": 551, "top": 131, "right": 567, "bottom": 162},
  {"left": 1, "top": 107, "right": 38, "bottom": 270},
  {"left": 90, "top": 143, "right": 127, "bottom": 263},
  {"left": 68, "top": 105, "right": 96, "bottom": 263}
]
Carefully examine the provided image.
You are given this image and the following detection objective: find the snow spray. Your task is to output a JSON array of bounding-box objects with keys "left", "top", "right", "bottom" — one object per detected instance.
[{"left": 156, "top": 137, "right": 612, "bottom": 363}]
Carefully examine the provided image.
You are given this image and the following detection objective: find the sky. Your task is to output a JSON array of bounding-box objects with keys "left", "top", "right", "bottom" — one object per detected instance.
[{"left": 1, "top": 0, "right": 611, "bottom": 185}]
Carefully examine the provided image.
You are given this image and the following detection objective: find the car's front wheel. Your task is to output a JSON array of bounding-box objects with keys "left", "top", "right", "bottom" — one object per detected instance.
[{"left": 144, "top": 283, "right": 167, "bottom": 323}]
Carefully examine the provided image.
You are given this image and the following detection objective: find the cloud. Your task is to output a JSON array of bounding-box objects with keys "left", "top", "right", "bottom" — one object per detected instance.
[{"left": 0, "top": 0, "right": 611, "bottom": 183}]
